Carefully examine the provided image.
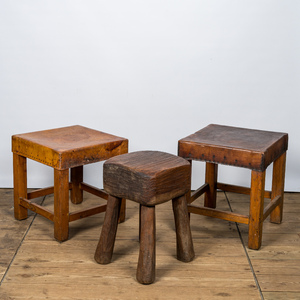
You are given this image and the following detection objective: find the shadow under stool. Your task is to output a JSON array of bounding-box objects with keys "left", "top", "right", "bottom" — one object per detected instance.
[
  {"left": 94, "top": 151, "right": 195, "bottom": 284},
  {"left": 178, "top": 124, "right": 288, "bottom": 250},
  {"left": 12, "top": 125, "right": 128, "bottom": 242}
]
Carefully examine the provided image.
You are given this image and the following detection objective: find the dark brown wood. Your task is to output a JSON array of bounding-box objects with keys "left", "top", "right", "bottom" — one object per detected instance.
[
  {"left": 270, "top": 152, "right": 286, "bottom": 224},
  {"left": 103, "top": 151, "right": 191, "bottom": 206},
  {"left": 178, "top": 124, "right": 288, "bottom": 171},
  {"left": 95, "top": 150, "right": 194, "bottom": 284},
  {"left": 204, "top": 162, "right": 218, "bottom": 208},
  {"left": 172, "top": 193, "right": 195, "bottom": 262},
  {"left": 188, "top": 204, "right": 249, "bottom": 225},
  {"left": 54, "top": 169, "right": 70, "bottom": 242},
  {"left": 118, "top": 199, "right": 126, "bottom": 223},
  {"left": 248, "top": 170, "right": 265, "bottom": 250},
  {"left": 71, "top": 166, "right": 83, "bottom": 204},
  {"left": 12, "top": 125, "right": 128, "bottom": 170},
  {"left": 190, "top": 183, "right": 209, "bottom": 203},
  {"left": 217, "top": 182, "right": 272, "bottom": 199},
  {"left": 136, "top": 205, "right": 156, "bottom": 284},
  {"left": 94, "top": 195, "right": 121, "bottom": 264},
  {"left": 178, "top": 124, "right": 288, "bottom": 250},
  {"left": 80, "top": 183, "right": 126, "bottom": 223},
  {"left": 13, "top": 154, "right": 28, "bottom": 220}
]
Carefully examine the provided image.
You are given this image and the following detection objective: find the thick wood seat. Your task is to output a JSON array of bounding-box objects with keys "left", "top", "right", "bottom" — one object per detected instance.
[
  {"left": 178, "top": 124, "right": 288, "bottom": 250},
  {"left": 12, "top": 125, "right": 128, "bottom": 242},
  {"left": 94, "top": 151, "right": 195, "bottom": 284}
]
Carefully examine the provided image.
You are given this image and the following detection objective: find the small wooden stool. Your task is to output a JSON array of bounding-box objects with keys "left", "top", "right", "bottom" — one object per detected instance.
[
  {"left": 12, "top": 125, "right": 128, "bottom": 242},
  {"left": 178, "top": 124, "right": 288, "bottom": 250},
  {"left": 94, "top": 151, "right": 195, "bottom": 284}
]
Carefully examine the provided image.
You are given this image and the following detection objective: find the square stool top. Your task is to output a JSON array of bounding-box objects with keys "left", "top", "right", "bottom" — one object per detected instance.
[
  {"left": 178, "top": 124, "right": 288, "bottom": 171},
  {"left": 12, "top": 125, "right": 128, "bottom": 170}
]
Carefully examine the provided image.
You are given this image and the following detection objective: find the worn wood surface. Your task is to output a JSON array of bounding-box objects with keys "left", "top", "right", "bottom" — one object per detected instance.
[
  {"left": 1, "top": 189, "right": 299, "bottom": 299},
  {"left": 12, "top": 125, "right": 128, "bottom": 170},
  {"left": 103, "top": 151, "right": 191, "bottom": 206},
  {"left": 178, "top": 124, "right": 288, "bottom": 171}
]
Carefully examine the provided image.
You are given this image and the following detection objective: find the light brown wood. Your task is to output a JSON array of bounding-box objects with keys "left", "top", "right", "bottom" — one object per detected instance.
[
  {"left": 1, "top": 189, "right": 299, "bottom": 299},
  {"left": 188, "top": 204, "right": 249, "bottom": 224},
  {"left": 11, "top": 125, "right": 128, "bottom": 241},
  {"left": 13, "top": 153, "right": 28, "bottom": 220},
  {"left": 19, "top": 197, "right": 54, "bottom": 221},
  {"left": 270, "top": 152, "right": 286, "bottom": 223},
  {"left": 263, "top": 195, "right": 281, "bottom": 221},
  {"left": 12, "top": 125, "right": 128, "bottom": 170},
  {"left": 71, "top": 166, "right": 83, "bottom": 204},
  {"left": 54, "top": 169, "right": 70, "bottom": 242},
  {"left": 217, "top": 182, "right": 272, "bottom": 199},
  {"left": 248, "top": 170, "right": 265, "bottom": 250}
]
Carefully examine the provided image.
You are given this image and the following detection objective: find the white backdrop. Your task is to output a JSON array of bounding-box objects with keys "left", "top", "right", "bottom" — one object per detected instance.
[{"left": 1, "top": 1, "right": 299, "bottom": 191}]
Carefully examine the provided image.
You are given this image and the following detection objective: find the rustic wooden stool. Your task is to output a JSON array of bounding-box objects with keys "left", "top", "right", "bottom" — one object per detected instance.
[
  {"left": 12, "top": 125, "right": 128, "bottom": 242},
  {"left": 94, "top": 151, "right": 195, "bottom": 284},
  {"left": 178, "top": 124, "right": 288, "bottom": 250}
]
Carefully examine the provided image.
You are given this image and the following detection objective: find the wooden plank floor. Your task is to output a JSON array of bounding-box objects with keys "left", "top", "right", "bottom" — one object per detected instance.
[{"left": 0, "top": 189, "right": 299, "bottom": 299}]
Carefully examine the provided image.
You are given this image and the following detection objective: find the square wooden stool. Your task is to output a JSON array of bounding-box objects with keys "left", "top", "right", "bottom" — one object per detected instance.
[
  {"left": 178, "top": 124, "right": 288, "bottom": 250},
  {"left": 12, "top": 125, "right": 128, "bottom": 242}
]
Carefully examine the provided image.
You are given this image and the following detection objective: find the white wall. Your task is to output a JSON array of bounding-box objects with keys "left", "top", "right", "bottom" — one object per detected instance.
[{"left": 1, "top": 0, "right": 299, "bottom": 191}]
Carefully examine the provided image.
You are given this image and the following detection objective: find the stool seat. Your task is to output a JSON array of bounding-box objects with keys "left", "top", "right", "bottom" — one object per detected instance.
[
  {"left": 12, "top": 125, "right": 127, "bottom": 170},
  {"left": 103, "top": 151, "right": 191, "bottom": 206},
  {"left": 12, "top": 125, "right": 128, "bottom": 241},
  {"left": 179, "top": 124, "right": 288, "bottom": 171},
  {"left": 95, "top": 151, "right": 194, "bottom": 284},
  {"left": 178, "top": 124, "right": 288, "bottom": 250}
]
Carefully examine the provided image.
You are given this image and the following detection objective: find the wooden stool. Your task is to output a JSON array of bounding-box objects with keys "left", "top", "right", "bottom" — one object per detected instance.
[
  {"left": 94, "top": 151, "right": 195, "bottom": 284},
  {"left": 178, "top": 124, "right": 288, "bottom": 250},
  {"left": 12, "top": 125, "right": 128, "bottom": 242}
]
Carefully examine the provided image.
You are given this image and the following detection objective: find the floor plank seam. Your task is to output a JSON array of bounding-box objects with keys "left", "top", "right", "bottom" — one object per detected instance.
[
  {"left": 223, "top": 191, "right": 264, "bottom": 300},
  {"left": 0, "top": 195, "right": 46, "bottom": 286}
]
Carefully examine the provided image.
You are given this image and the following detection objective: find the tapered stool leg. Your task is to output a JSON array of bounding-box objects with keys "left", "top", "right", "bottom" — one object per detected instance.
[
  {"left": 248, "top": 170, "right": 265, "bottom": 250},
  {"left": 270, "top": 152, "right": 286, "bottom": 224},
  {"left": 172, "top": 193, "right": 195, "bottom": 262},
  {"left": 71, "top": 166, "right": 83, "bottom": 204},
  {"left": 95, "top": 195, "right": 122, "bottom": 264},
  {"left": 13, "top": 153, "right": 28, "bottom": 220},
  {"left": 137, "top": 205, "right": 156, "bottom": 284},
  {"left": 118, "top": 198, "right": 126, "bottom": 223},
  {"left": 54, "top": 169, "right": 70, "bottom": 242},
  {"left": 204, "top": 162, "right": 218, "bottom": 208}
]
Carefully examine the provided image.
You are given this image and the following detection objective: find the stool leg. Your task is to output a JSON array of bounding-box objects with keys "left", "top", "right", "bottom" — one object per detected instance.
[
  {"left": 13, "top": 153, "right": 28, "bottom": 220},
  {"left": 118, "top": 198, "right": 126, "bottom": 223},
  {"left": 270, "top": 152, "right": 286, "bottom": 224},
  {"left": 71, "top": 166, "right": 83, "bottom": 204},
  {"left": 248, "top": 170, "right": 265, "bottom": 250},
  {"left": 172, "top": 193, "right": 195, "bottom": 262},
  {"left": 94, "top": 195, "right": 122, "bottom": 264},
  {"left": 204, "top": 162, "right": 218, "bottom": 208},
  {"left": 137, "top": 205, "right": 155, "bottom": 284},
  {"left": 54, "top": 169, "right": 70, "bottom": 242}
]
